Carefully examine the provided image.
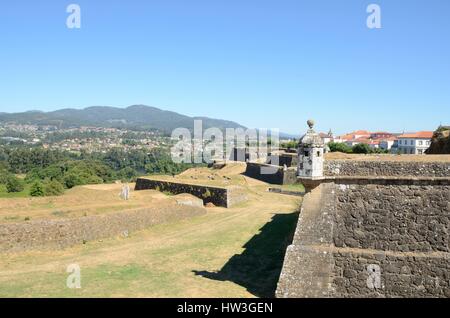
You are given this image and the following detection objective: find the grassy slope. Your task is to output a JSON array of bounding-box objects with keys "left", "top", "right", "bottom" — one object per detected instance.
[{"left": 0, "top": 190, "right": 300, "bottom": 298}]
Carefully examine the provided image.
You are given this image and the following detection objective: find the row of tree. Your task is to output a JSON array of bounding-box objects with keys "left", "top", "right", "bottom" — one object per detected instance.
[
  {"left": 281, "top": 140, "right": 388, "bottom": 154},
  {"left": 0, "top": 146, "right": 199, "bottom": 196},
  {"left": 328, "top": 142, "right": 388, "bottom": 154}
]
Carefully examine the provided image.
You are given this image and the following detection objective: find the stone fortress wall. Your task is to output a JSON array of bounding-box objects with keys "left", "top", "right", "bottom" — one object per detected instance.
[
  {"left": 244, "top": 163, "right": 297, "bottom": 185},
  {"left": 277, "top": 159, "right": 450, "bottom": 298},
  {"left": 0, "top": 200, "right": 206, "bottom": 253},
  {"left": 135, "top": 178, "right": 248, "bottom": 208},
  {"left": 325, "top": 159, "right": 450, "bottom": 177}
]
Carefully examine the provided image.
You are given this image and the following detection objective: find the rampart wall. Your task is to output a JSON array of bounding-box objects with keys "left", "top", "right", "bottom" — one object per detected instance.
[
  {"left": 135, "top": 178, "right": 247, "bottom": 208},
  {"left": 324, "top": 160, "right": 450, "bottom": 177},
  {"left": 0, "top": 203, "right": 206, "bottom": 253},
  {"left": 244, "top": 163, "right": 297, "bottom": 185},
  {"left": 277, "top": 160, "right": 450, "bottom": 298}
]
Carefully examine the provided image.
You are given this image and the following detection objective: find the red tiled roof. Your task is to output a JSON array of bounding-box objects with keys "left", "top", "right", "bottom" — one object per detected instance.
[
  {"left": 354, "top": 137, "right": 371, "bottom": 142},
  {"left": 371, "top": 132, "right": 392, "bottom": 135},
  {"left": 379, "top": 137, "right": 397, "bottom": 142},
  {"left": 398, "top": 131, "right": 433, "bottom": 139},
  {"left": 352, "top": 130, "right": 371, "bottom": 135},
  {"left": 338, "top": 130, "right": 372, "bottom": 140},
  {"left": 338, "top": 134, "right": 353, "bottom": 140}
]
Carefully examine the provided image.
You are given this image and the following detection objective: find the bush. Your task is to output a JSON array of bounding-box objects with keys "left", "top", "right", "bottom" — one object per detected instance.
[
  {"left": 328, "top": 142, "right": 353, "bottom": 153},
  {"left": 281, "top": 140, "right": 298, "bottom": 149},
  {"left": 84, "top": 174, "right": 103, "bottom": 185},
  {"left": 202, "top": 189, "right": 212, "bottom": 199},
  {"left": 5, "top": 175, "right": 25, "bottom": 193},
  {"left": 0, "top": 169, "right": 9, "bottom": 184},
  {"left": 29, "top": 181, "right": 45, "bottom": 197},
  {"left": 117, "top": 167, "right": 138, "bottom": 182},
  {"left": 63, "top": 172, "right": 85, "bottom": 189},
  {"left": 352, "top": 143, "right": 372, "bottom": 154},
  {"left": 43, "top": 179, "right": 65, "bottom": 196},
  {"left": 25, "top": 159, "right": 112, "bottom": 189}
]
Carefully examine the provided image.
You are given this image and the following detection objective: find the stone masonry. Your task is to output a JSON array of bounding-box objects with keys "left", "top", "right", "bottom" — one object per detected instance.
[
  {"left": 244, "top": 163, "right": 297, "bottom": 185},
  {"left": 325, "top": 160, "right": 450, "bottom": 177},
  {"left": 135, "top": 178, "right": 248, "bottom": 208},
  {"left": 0, "top": 200, "right": 206, "bottom": 253},
  {"left": 277, "top": 160, "right": 450, "bottom": 298}
]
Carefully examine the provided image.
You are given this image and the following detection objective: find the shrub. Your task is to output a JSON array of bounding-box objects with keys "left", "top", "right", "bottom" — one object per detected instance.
[
  {"left": 63, "top": 172, "right": 85, "bottom": 189},
  {"left": 352, "top": 143, "right": 372, "bottom": 154},
  {"left": 43, "top": 179, "right": 65, "bottom": 196},
  {"left": 328, "top": 142, "right": 353, "bottom": 153},
  {"left": 0, "top": 169, "right": 9, "bottom": 184},
  {"left": 281, "top": 140, "right": 298, "bottom": 149},
  {"left": 117, "top": 167, "right": 138, "bottom": 182},
  {"left": 202, "top": 189, "right": 212, "bottom": 199},
  {"left": 5, "top": 175, "right": 24, "bottom": 193},
  {"left": 29, "top": 181, "right": 45, "bottom": 197},
  {"left": 84, "top": 174, "right": 103, "bottom": 185}
]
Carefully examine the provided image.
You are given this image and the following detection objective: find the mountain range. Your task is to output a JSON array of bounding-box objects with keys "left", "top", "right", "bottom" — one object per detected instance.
[{"left": 0, "top": 105, "right": 246, "bottom": 134}]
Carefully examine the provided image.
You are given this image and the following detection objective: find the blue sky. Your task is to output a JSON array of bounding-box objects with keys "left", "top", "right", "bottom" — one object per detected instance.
[{"left": 0, "top": 0, "right": 449, "bottom": 134}]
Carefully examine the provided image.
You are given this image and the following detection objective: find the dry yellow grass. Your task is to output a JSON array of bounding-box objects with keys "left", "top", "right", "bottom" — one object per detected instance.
[
  {"left": 0, "top": 167, "right": 300, "bottom": 297},
  {"left": 0, "top": 163, "right": 265, "bottom": 223},
  {"left": 144, "top": 162, "right": 267, "bottom": 188},
  {"left": 0, "top": 183, "right": 172, "bottom": 223}
]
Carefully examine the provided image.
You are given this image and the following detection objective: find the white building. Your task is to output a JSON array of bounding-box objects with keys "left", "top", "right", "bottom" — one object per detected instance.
[
  {"left": 319, "top": 130, "right": 334, "bottom": 144},
  {"left": 379, "top": 138, "right": 396, "bottom": 151},
  {"left": 397, "top": 131, "right": 433, "bottom": 155}
]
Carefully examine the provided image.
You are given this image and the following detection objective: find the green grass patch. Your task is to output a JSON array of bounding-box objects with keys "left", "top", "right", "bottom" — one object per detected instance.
[
  {"left": 0, "top": 263, "right": 182, "bottom": 298},
  {"left": 280, "top": 183, "right": 305, "bottom": 193},
  {"left": 51, "top": 210, "right": 71, "bottom": 217},
  {"left": 0, "top": 184, "right": 31, "bottom": 198},
  {"left": 3, "top": 215, "right": 20, "bottom": 221}
]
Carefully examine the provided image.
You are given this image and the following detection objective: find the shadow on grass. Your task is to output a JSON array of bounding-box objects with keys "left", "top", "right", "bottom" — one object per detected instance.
[{"left": 193, "top": 212, "right": 299, "bottom": 298}]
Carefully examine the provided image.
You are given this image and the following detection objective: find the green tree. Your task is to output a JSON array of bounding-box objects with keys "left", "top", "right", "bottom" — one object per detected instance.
[
  {"left": 29, "top": 181, "right": 45, "bottom": 197},
  {"left": 117, "top": 167, "right": 138, "bottom": 181},
  {"left": 0, "top": 165, "right": 9, "bottom": 184},
  {"left": 0, "top": 172, "right": 7, "bottom": 185},
  {"left": 63, "top": 172, "right": 85, "bottom": 189},
  {"left": 43, "top": 179, "right": 65, "bottom": 196},
  {"left": 352, "top": 143, "right": 372, "bottom": 154},
  {"left": 281, "top": 140, "right": 298, "bottom": 149},
  {"left": 84, "top": 174, "right": 103, "bottom": 185},
  {"left": 5, "top": 175, "right": 25, "bottom": 193},
  {"left": 328, "top": 142, "right": 353, "bottom": 153}
]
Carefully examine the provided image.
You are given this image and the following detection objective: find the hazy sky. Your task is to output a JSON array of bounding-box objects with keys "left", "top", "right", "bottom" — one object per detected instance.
[{"left": 0, "top": 0, "right": 449, "bottom": 134}]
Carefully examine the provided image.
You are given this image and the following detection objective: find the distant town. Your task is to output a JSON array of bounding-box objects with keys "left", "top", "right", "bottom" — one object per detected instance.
[
  {"left": 0, "top": 123, "right": 171, "bottom": 153},
  {"left": 312, "top": 129, "right": 434, "bottom": 155},
  {"left": 0, "top": 122, "right": 437, "bottom": 156}
]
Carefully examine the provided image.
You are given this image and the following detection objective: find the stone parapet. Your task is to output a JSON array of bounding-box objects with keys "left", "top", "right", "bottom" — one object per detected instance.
[
  {"left": 324, "top": 160, "right": 450, "bottom": 178},
  {"left": 135, "top": 178, "right": 247, "bottom": 208}
]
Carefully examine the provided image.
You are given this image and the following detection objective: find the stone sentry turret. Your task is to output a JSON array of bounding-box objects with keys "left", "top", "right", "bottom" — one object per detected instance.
[{"left": 297, "top": 119, "right": 325, "bottom": 191}]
